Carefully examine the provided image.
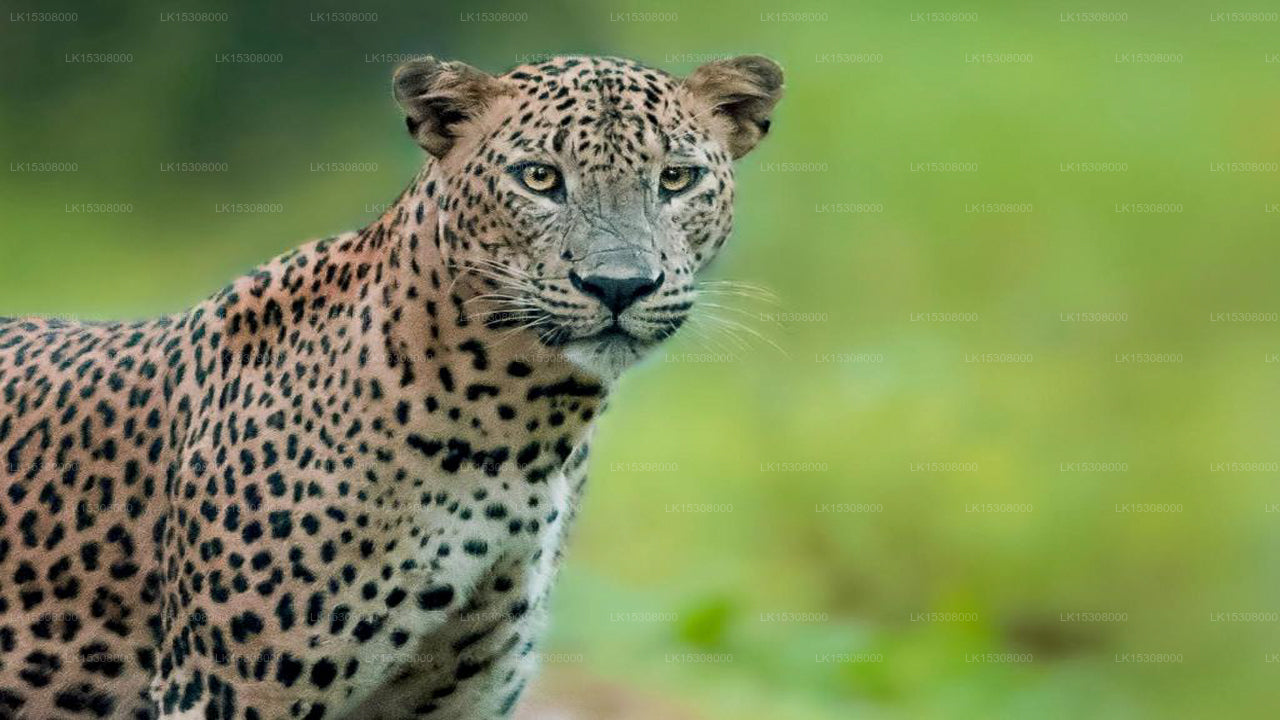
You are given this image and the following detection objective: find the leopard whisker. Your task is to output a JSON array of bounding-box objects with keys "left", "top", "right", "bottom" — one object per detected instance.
[
  {"left": 682, "top": 316, "right": 741, "bottom": 357},
  {"left": 696, "top": 310, "right": 788, "bottom": 357}
]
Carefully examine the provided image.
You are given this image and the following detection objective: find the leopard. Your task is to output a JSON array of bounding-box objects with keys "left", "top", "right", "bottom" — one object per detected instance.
[{"left": 0, "top": 53, "right": 783, "bottom": 719}]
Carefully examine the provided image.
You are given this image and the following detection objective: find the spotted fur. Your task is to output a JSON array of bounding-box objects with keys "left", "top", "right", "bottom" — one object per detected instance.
[{"left": 0, "top": 54, "right": 781, "bottom": 719}]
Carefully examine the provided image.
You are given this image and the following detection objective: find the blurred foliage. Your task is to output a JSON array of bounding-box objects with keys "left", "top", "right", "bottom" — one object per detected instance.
[
  {"left": 677, "top": 595, "right": 737, "bottom": 649},
  {"left": 4, "top": 0, "right": 1280, "bottom": 717}
]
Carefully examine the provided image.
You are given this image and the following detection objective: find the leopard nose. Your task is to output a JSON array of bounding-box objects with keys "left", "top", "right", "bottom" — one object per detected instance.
[{"left": 569, "top": 270, "right": 665, "bottom": 314}]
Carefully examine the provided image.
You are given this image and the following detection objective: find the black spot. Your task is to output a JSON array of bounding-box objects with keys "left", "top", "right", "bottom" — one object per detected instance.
[
  {"left": 268, "top": 511, "right": 292, "bottom": 539},
  {"left": 352, "top": 615, "right": 386, "bottom": 642},
  {"left": 417, "top": 585, "right": 454, "bottom": 610},
  {"left": 408, "top": 434, "right": 443, "bottom": 458},
  {"left": 275, "top": 653, "right": 303, "bottom": 687},
  {"left": 54, "top": 684, "right": 115, "bottom": 717},
  {"left": 465, "top": 383, "right": 500, "bottom": 401},
  {"left": 230, "top": 612, "right": 264, "bottom": 643},
  {"left": 459, "top": 339, "right": 489, "bottom": 370},
  {"left": 516, "top": 442, "right": 541, "bottom": 468},
  {"left": 310, "top": 659, "right": 337, "bottom": 689}
]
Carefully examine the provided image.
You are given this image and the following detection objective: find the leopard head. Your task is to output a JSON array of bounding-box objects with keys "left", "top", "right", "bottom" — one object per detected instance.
[{"left": 393, "top": 54, "right": 783, "bottom": 380}]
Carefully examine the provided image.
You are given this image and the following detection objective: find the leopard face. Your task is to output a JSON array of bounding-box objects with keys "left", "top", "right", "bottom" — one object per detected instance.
[{"left": 394, "top": 55, "right": 783, "bottom": 380}]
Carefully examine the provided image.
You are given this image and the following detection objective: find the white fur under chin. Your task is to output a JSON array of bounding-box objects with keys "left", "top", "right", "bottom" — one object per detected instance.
[{"left": 560, "top": 335, "right": 649, "bottom": 382}]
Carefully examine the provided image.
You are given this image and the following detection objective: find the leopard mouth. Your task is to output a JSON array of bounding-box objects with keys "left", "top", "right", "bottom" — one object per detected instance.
[
  {"left": 532, "top": 318, "right": 654, "bottom": 348},
  {"left": 587, "top": 324, "right": 644, "bottom": 344},
  {"left": 494, "top": 300, "right": 683, "bottom": 355}
]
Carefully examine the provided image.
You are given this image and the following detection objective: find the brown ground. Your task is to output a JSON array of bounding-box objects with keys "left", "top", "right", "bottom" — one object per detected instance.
[{"left": 515, "top": 666, "right": 702, "bottom": 720}]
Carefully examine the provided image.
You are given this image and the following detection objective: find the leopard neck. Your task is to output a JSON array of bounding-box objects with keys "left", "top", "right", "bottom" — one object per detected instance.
[{"left": 337, "top": 166, "right": 607, "bottom": 474}]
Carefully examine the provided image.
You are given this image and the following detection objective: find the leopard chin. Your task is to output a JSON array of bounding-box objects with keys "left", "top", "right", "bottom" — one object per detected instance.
[{"left": 560, "top": 331, "right": 653, "bottom": 381}]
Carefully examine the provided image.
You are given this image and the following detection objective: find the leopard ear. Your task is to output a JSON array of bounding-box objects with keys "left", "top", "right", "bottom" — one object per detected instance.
[
  {"left": 683, "top": 55, "right": 784, "bottom": 159},
  {"left": 393, "top": 57, "right": 507, "bottom": 158}
]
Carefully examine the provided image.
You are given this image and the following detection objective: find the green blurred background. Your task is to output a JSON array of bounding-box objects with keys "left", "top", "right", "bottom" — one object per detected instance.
[{"left": 3, "top": 1, "right": 1280, "bottom": 717}]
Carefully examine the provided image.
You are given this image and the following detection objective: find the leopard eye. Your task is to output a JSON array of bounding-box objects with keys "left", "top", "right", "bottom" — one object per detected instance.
[
  {"left": 659, "top": 166, "right": 701, "bottom": 196},
  {"left": 518, "top": 164, "right": 561, "bottom": 194}
]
